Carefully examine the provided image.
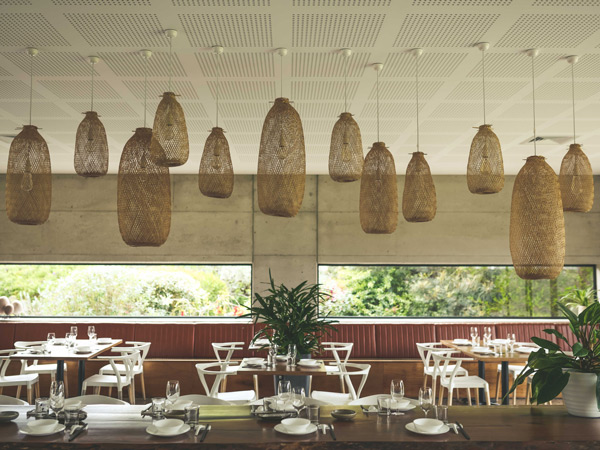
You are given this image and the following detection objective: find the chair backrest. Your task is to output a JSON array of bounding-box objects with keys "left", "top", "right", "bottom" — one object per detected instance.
[
  {"left": 13, "top": 341, "right": 47, "bottom": 367},
  {"left": 322, "top": 342, "right": 353, "bottom": 367},
  {"left": 97, "top": 351, "right": 139, "bottom": 390},
  {"left": 0, "top": 394, "right": 28, "bottom": 405},
  {"left": 212, "top": 342, "right": 244, "bottom": 366},
  {"left": 432, "top": 352, "right": 466, "bottom": 386},
  {"left": 339, "top": 363, "right": 371, "bottom": 401},
  {"left": 178, "top": 394, "right": 231, "bottom": 405},
  {"left": 415, "top": 342, "right": 446, "bottom": 370},
  {"left": 125, "top": 341, "right": 152, "bottom": 362},
  {"left": 112, "top": 343, "right": 150, "bottom": 370},
  {"left": 0, "top": 349, "right": 17, "bottom": 378},
  {"left": 65, "top": 395, "right": 129, "bottom": 406},
  {"left": 195, "top": 362, "right": 232, "bottom": 397}
]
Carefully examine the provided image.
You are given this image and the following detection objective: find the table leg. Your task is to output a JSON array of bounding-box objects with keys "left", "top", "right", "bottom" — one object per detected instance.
[
  {"left": 478, "top": 361, "right": 486, "bottom": 404},
  {"left": 77, "top": 360, "right": 86, "bottom": 396},
  {"left": 56, "top": 360, "right": 65, "bottom": 383},
  {"left": 501, "top": 361, "right": 509, "bottom": 405}
]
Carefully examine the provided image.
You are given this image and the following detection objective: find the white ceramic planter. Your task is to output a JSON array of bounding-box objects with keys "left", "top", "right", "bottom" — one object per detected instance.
[{"left": 562, "top": 370, "right": 600, "bottom": 418}]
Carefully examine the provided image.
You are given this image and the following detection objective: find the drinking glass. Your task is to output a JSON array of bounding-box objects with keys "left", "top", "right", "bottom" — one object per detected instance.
[
  {"left": 470, "top": 327, "right": 479, "bottom": 345},
  {"left": 390, "top": 379, "right": 404, "bottom": 415},
  {"left": 70, "top": 326, "right": 78, "bottom": 339},
  {"left": 88, "top": 326, "right": 96, "bottom": 343},
  {"left": 64, "top": 405, "right": 80, "bottom": 428},
  {"left": 292, "top": 387, "right": 305, "bottom": 414},
  {"left": 166, "top": 380, "right": 180, "bottom": 409},
  {"left": 377, "top": 396, "right": 391, "bottom": 416},
  {"left": 49, "top": 380, "right": 64, "bottom": 414},
  {"left": 483, "top": 327, "right": 492, "bottom": 346},
  {"left": 435, "top": 405, "right": 449, "bottom": 425},
  {"left": 307, "top": 405, "right": 320, "bottom": 425},
  {"left": 507, "top": 333, "right": 516, "bottom": 352},
  {"left": 152, "top": 397, "right": 166, "bottom": 420},
  {"left": 184, "top": 405, "right": 200, "bottom": 428},
  {"left": 47, "top": 333, "right": 55, "bottom": 346},
  {"left": 287, "top": 344, "right": 297, "bottom": 366},
  {"left": 419, "top": 387, "right": 433, "bottom": 418},
  {"left": 35, "top": 397, "right": 50, "bottom": 417},
  {"left": 277, "top": 380, "right": 292, "bottom": 410}
]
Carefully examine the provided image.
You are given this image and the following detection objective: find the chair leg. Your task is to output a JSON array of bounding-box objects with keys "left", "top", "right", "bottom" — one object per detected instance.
[
  {"left": 129, "top": 385, "right": 134, "bottom": 405},
  {"left": 475, "top": 388, "right": 480, "bottom": 405},
  {"left": 117, "top": 389, "right": 123, "bottom": 401},
  {"left": 107, "top": 387, "right": 112, "bottom": 397},
  {"left": 438, "top": 383, "right": 444, "bottom": 406},
  {"left": 27, "top": 385, "right": 33, "bottom": 404},
  {"left": 64, "top": 371, "right": 69, "bottom": 398},
  {"left": 221, "top": 376, "right": 228, "bottom": 393},
  {"left": 423, "top": 374, "right": 428, "bottom": 389},
  {"left": 253, "top": 375, "right": 260, "bottom": 399},
  {"left": 455, "top": 389, "right": 460, "bottom": 403},
  {"left": 495, "top": 370, "right": 501, "bottom": 403},
  {"left": 448, "top": 388, "right": 453, "bottom": 406},
  {"left": 140, "top": 373, "right": 147, "bottom": 401},
  {"left": 340, "top": 375, "right": 346, "bottom": 394},
  {"left": 485, "top": 386, "right": 491, "bottom": 406},
  {"left": 512, "top": 384, "right": 518, "bottom": 405},
  {"left": 0, "top": 387, "right": 3, "bottom": 395},
  {"left": 466, "top": 388, "right": 472, "bottom": 406},
  {"left": 15, "top": 386, "right": 21, "bottom": 399},
  {"left": 525, "top": 382, "right": 531, "bottom": 405},
  {"left": 432, "top": 376, "right": 437, "bottom": 406},
  {"left": 35, "top": 382, "right": 40, "bottom": 399}
]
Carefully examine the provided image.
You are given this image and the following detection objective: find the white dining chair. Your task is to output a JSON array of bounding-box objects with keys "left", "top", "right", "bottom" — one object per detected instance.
[
  {"left": 432, "top": 352, "right": 490, "bottom": 406},
  {"left": 99, "top": 342, "right": 151, "bottom": 400},
  {"left": 495, "top": 364, "right": 526, "bottom": 405},
  {"left": 14, "top": 341, "right": 69, "bottom": 398},
  {"left": 322, "top": 342, "right": 353, "bottom": 393},
  {"left": 311, "top": 363, "right": 371, "bottom": 405},
  {"left": 0, "top": 394, "right": 29, "bottom": 405},
  {"left": 177, "top": 394, "right": 232, "bottom": 405},
  {"left": 0, "top": 349, "right": 39, "bottom": 404},
  {"left": 65, "top": 394, "right": 129, "bottom": 406},
  {"left": 195, "top": 362, "right": 256, "bottom": 404},
  {"left": 81, "top": 351, "right": 138, "bottom": 404},
  {"left": 416, "top": 343, "right": 468, "bottom": 404}
]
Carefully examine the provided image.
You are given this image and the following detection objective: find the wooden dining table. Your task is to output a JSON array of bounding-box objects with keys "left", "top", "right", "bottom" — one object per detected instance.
[
  {"left": 440, "top": 340, "right": 531, "bottom": 405},
  {"left": 10, "top": 339, "right": 122, "bottom": 396},
  {"left": 0, "top": 404, "right": 598, "bottom": 448}
]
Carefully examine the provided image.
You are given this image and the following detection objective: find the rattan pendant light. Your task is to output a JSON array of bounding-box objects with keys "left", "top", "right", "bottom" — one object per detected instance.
[
  {"left": 510, "top": 49, "right": 565, "bottom": 280},
  {"left": 74, "top": 56, "right": 109, "bottom": 177},
  {"left": 150, "top": 29, "right": 189, "bottom": 167},
  {"left": 359, "top": 63, "right": 398, "bottom": 234},
  {"left": 6, "top": 47, "right": 51, "bottom": 225},
  {"left": 403, "top": 48, "right": 436, "bottom": 223},
  {"left": 199, "top": 46, "right": 234, "bottom": 199},
  {"left": 467, "top": 42, "right": 504, "bottom": 194},
  {"left": 559, "top": 55, "right": 593, "bottom": 213},
  {"left": 117, "top": 50, "right": 171, "bottom": 247},
  {"left": 257, "top": 47, "right": 306, "bottom": 218},
  {"left": 329, "top": 48, "right": 363, "bottom": 182}
]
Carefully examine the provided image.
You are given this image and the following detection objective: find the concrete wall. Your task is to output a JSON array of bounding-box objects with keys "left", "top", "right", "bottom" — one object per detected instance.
[{"left": 0, "top": 174, "right": 598, "bottom": 293}]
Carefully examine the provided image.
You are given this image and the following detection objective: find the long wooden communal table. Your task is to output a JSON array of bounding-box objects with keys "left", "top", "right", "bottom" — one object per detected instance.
[
  {"left": 10, "top": 339, "right": 122, "bottom": 396},
  {"left": 441, "top": 339, "right": 531, "bottom": 405},
  {"left": 0, "top": 404, "right": 599, "bottom": 449}
]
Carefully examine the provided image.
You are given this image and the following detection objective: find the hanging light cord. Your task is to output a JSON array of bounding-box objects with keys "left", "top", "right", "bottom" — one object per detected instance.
[
  {"left": 571, "top": 62, "right": 576, "bottom": 144},
  {"left": 531, "top": 54, "right": 537, "bottom": 156},
  {"left": 376, "top": 68, "right": 380, "bottom": 142},
  {"left": 344, "top": 54, "right": 348, "bottom": 112},
  {"left": 216, "top": 50, "right": 220, "bottom": 127},
  {"left": 143, "top": 54, "right": 148, "bottom": 128},
  {"left": 481, "top": 49, "right": 486, "bottom": 124},
  {"left": 168, "top": 34, "right": 173, "bottom": 93},
  {"left": 28, "top": 52, "right": 34, "bottom": 126},
  {"left": 90, "top": 61, "right": 95, "bottom": 111},
  {"left": 415, "top": 53, "right": 420, "bottom": 152}
]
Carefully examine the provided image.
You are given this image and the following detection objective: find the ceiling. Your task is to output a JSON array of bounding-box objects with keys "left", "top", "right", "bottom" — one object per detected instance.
[{"left": 1, "top": 0, "right": 600, "bottom": 175}]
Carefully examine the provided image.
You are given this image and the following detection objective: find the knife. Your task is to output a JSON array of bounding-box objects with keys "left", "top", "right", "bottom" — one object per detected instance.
[
  {"left": 68, "top": 423, "right": 88, "bottom": 442},
  {"left": 199, "top": 424, "right": 211, "bottom": 442},
  {"left": 328, "top": 424, "right": 336, "bottom": 441},
  {"left": 455, "top": 422, "right": 470, "bottom": 440}
]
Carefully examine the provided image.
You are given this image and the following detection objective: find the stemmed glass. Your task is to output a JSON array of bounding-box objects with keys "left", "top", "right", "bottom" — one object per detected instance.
[
  {"left": 390, "top": 379, "right": 404, "bottom": 415},
  {"left": 70, "top": 326, "right": 78, "bottom": 339},
  {"left": 277, "top": 380, "right": 292, "bottom": 411},
  {"left": 88, "top": 326, "right": 96, "bottom": 343},
  {"left": 287, "top": 345, "right": 297, "bottom": 366},
  {"left": 507, "top": 333, "right": 516, "bottom": 352},
  {"left": 166, "top": 380, "right": 180, "bottom": 410},
  {"left": 419, "top": 387, "right": 433, "bottom": 418},
  {"left": 470, "top": 327, "right": 479, "bottom": 345},
  {"left": 66, "top": 333, "right": 75, "bottom": 348},
  {"left": 50, "top": 380, "right": 65, "bottom": 415},
  {"left": 47, "top": 333, "right": 55, "bottom": 346},
  {"left": 483, "top": 327, "right": 492, "bottom": 346},
  {"left": 291, "top": 387, "right": 305, "bottom": 416}
]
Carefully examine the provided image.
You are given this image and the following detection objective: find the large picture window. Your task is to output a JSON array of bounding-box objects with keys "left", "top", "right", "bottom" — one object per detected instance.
[
  {"left": 318, "top": 265, "right": 596, "bottom": 318},
  {"left": 0, "top": 264, "right": 252, "bottom": 317}
]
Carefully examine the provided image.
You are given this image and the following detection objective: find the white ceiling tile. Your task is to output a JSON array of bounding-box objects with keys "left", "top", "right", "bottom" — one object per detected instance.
[
  {"left": 368, "top": 80, "right": 444, "bottom": 101},
  {"left": 0, "top": 13, "right": 69, "bottom": 46},
  {"left": 293, "top": 0, "right": 391, "bottom": 5},
  {"left": 99, "top": 52, "right": 186, "bottom": 78},
  {"left": 383, "top": 52, "right": 468, "bottom": 78},
  {"left": 466, "top": 53, "right": 564, "bottom": 78},
  {"left": 207, "top": 80, "right": 276, "bottom": 100},
  {"left": 292, "top": 52, "right": 370, "bottom": 78},
  {"left": 446, "top": 80, "right": 528, "bottom": 100},
  {"left": 178, "top": 13, "right": 272, "bottom": 47},
  {"left": 292, "top": 80, "right": 359, "bottom": 100},
  {"left": 197, "top": 52, "right": 274, "bottom": 78},
  {"left": 292, "top": 14, "right": 385, "bottom": 47}
]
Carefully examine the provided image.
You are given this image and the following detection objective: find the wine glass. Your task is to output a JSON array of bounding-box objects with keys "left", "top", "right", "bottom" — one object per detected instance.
[
  {"left": 50, "top": 380, "right": 64, "bottom": 414},
  {"left": 70, "top": 326, "right": 78, "bottom": 339},
  {"left": 419, "top": 387, "right": 433, "bottom": 418},
  {"left": 483, "top": 327, "right": 492, "bottom": 346},
  {"left": 291, "top": 387, "right": 305, "bottom": 415},
  {"left": 470, "top": 327, "right": 479, "bottom": 345},
  {"left": 277, "top": 380, "right": 292, "bottom": 410},
  {"left": 287, "top": 344, "right": 297, "bottom": 366},
  {"left": 88, "top": 326, "right": 96, "bottom": 341},
  {"left": 507, "top": 333, "right": 516, "bottom": 352},
  {"left": 47, "top": 333, "right": 55, "bottom": 346},
  {"left": 390, "top": 379, "right": 404, "bottom": 415},
  {"left": 166, "top": 380, "right": 180, "bottom": 409}
]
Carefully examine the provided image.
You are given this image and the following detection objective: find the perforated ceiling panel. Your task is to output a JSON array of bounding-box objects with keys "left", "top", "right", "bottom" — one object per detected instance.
[{"left": 1, "top": 1, "right": 600, "bottom": 175}]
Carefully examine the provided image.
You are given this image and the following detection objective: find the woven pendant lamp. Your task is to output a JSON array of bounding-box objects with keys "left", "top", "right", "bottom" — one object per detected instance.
[
  {"left": 510, "top": 49, "right": 565, "bottom": 280},
  {"left": 359, "top": 62, "right": 398, "bottom": 234},
  {"left": 150, "top": 29, "right": 189, "bottom": 167},
  {"left": 74, "top": 56, "right": 109, "bottom": 177},
  {"left": 329, "top": 48, "right": 363, "bottom": 182},
  {"left": 559, "top": 55, "right": 593, "bottom": 213},
  {"left": 117, "top": 50, "right": 171, "bottom": 247},
  {"left": 6, "top": 47, "right": 51, "bottom": 226},
  {"left": 199, "top": 46, "right": 234, "bottom": 199},
  {"left": 467, "top": 43, "right": 504, "bottom": 194},
  {"left": 257, "top": 48, "right": 306, "bottom": 218},
  {"left": 402, "top": 48, "right": 436, "bottom": 223}
]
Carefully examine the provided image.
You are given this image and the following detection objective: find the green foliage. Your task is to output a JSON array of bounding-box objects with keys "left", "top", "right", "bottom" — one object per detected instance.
[
  {"left": 243, "top": 272, "right": 338, "bottom": 355},
  {"left": 561, "top": 287, "right": 598, "bottom": 312},
  {"left": 508, "top": 302, "right": 600, "bottom": 408}
]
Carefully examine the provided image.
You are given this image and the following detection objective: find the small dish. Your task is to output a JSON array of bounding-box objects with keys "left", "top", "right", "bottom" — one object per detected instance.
[
  {"left": 76, "top": 345, "right": 91, "bottom": 353},
  {"left": 146, "top": 423, "right": 190, "bottom": 437},
  {"left": 97, "top": 338, "right": 112, "bottom": 344},
  {"left": 153, "top": 419, "right": 184, "bottom": 434},
  {"left": 281, "top": 418, "right": 311, "bottom": 433},
  {"left": 331, "top": 409, "right": 356, "bottom": 421},
  {"left": 0, "top": 411, "right": 19, "bottom": 422},
  {"left": 274, "top": 423, "right": 318, "bottom": 436},
  {"left": 405, "top": 422, "right": 449, "bottom": 436},
  {"left": 27, "top": 419, "right": 59, "bottom": 434},
  {"left": 472, "top": 347, "right": 493, "bottom": 354},
  {"left": 20, "top": 423, "right": 66, "bottom": 436},
  {"left": 516, "top": 346, "right": 537, "bottom": 354},
  {"left": 452, "top": 339, "right": 471, "bottom": 345},
  {"left": 245, "top": 357, "right": 265, "bottom": 365},
  {"left": 413, "top": 418, "right": 444, "bottom": 433},
  {"left": 298, "top": 359, "right": 319, "bottom": 367}
]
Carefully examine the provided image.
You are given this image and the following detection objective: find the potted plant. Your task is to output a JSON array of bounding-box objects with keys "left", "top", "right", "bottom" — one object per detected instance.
[
  {"left": 243, "top": 273, "right": 338, "bottom": 391},
  {"left": 508, "top": 302, "right": 600, "bottom": 417}
]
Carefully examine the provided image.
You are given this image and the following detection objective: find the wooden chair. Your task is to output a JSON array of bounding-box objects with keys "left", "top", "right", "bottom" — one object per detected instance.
[
  {"left": 311, "top": 363, "right": 371, "bottom": 405},
  {"left": 0, "top": 350, "right": 38, "bottom": 404},
  {"left": 432, "top": 353, "right": 490, "bottom": 406},
  {"left": 195, "top": 362, "right": 256, "bottom": 404},
  {"left": 322, "top": 342, "right": 354, "bottom": 393},
  {"left": 99, "top": 342, "right": 151, "bottom": 400},
  {"left": 416, "top": 343, "right": 467, "bottom": 404},
  {"left": 81, "top": 351, "right": 138, "bottom": 404}
]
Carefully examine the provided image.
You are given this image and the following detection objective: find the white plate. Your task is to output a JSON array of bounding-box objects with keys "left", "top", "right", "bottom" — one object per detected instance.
[
  {"left": 394, "top": 403, "right": 416, "bottom": 412},
  {"left": 472, "top": 347, "right": 493, "bottom": 354},
  {"left": 298, "top": 360, "right": 320, "bottom": 367},
  {"left": 405, "top": 422, "right": 449, "bottom": 436},
  {"left": 97, "top": 338, "right": 112, "bottom": 344},
  {"left": 452, "top": 339, "right": 471, "bottom": 345},
  {"left": 515, "top": 346, "right": 537, "bottom": 354},
  {"left": 490, "top": 339, "right": 509, "bottom": 345},
  {"left": 19, "top": 423, "right": 66, "bottom": 436},
  {"left": 146, "top": 423, "right": 191, "bottom": 437},
  {"left": 274, "top": 423, "right": 318, "bottom": 436}
]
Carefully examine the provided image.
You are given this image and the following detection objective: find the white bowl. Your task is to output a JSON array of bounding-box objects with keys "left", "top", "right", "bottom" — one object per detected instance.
[
  {"left": 153, "top": 419, "right": 184, "bottom": 434},
  {"left": 281, "top": 418, "right": 311, "bottom": 433},
  {"left": 246, "top": 358, "right": 265, "bottom": 365},
  {"left": 298, "top": 359, "right": 319, "bottom": 366},
  {"left": 413, "top": 418, "right": 444, "bottom": 433},
  {"left": 76, "top": 345, "right": 91, "bottom": 353},
  {"left": 28, "top": 419, "right": 58, "bottom": 434},
  {"left": 97, "top": 338, "right": 112, "bottom": 344},
  {"left": 390, "top": 399, "right": 410, "bottom": 409}
]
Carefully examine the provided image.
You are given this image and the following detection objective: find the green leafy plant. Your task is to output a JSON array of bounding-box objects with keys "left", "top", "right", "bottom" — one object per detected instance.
[
  {"left": 244, "top": 272, "right": 338, "bottom": 355},
  {"left": 561, "top": 287, "right": 598, "bottom": 313},
  {"left": 508, "top": 302, "right": 600, "bottom": 408}
]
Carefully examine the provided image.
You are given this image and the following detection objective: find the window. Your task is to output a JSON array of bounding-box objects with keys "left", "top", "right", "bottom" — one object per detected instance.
[
  {"left": 318, "top": 265, "right": 595, "bottom": 318},
  {"left": 0, "top": 264, "right": 252, "bottom": 317}
]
